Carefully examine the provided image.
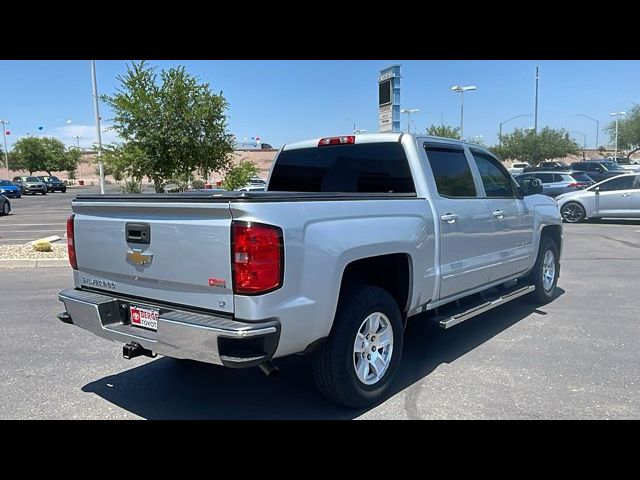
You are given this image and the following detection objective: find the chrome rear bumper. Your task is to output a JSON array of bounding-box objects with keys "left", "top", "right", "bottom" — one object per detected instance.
[{"left": 58, "top": 288, "right": 280, "bottom": 368}]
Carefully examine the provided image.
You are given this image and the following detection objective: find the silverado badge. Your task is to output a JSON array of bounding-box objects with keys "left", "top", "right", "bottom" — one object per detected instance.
[{"left": 126, "top": 248, "right": 153, "bottom": 266}]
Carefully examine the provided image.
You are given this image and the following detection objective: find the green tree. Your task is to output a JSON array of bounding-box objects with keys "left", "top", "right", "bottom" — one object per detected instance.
[
  {"left": 222, "top": 159, "right": 259, "bottom": 190},
  {"left": 57, "top": 146, "right": 81, "bottom": 177},
  {"left": 12, "top": 137, "right": 47, "bottom": 174},
  {"left": 426, "top": 124, "right": 461, "bottom": 139},
  {"left": 605, "top": 104, "right": 640, "bottom": 157},
  {"left": 497, "top": 127, "right": 579, "bottom": 165},
  {"left": 103, "top": 61, "right": 235, "bottom": 193},
  {"left": 11, "top": 137, "right": 76, "bottom": 175}
]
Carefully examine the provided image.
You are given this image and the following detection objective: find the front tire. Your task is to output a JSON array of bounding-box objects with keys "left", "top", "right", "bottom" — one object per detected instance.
[
  {"left": 41, "top": 191, "right": 46, "bottom": 195},
  {"left": 525, "top": 236, "right": 559, "bottom": 304},
  {"left": 1, "top": 202, "right": 9, "bottom": 215},
  {"left": 560, "top": 201, "right": 586, "bottom": 223},
  {"left": 313, "top": 286, "right": 404, "bottom": 408}
]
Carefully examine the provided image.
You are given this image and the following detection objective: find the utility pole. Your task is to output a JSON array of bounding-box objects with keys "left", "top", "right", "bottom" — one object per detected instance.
[
  {"left": 91, "top": 60, "right": 105, "bottom": 194},
  {"left": 534, "top": 66, "right": 539, "bottom": 134}
]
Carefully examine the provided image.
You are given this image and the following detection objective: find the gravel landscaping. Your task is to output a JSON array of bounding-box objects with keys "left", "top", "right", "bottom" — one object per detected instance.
[{"left": 0, "top": 244, "right": 67, "bottom": 260}]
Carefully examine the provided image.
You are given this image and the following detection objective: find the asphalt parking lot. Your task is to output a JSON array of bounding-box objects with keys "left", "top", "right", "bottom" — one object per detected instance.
[
  {"left": 0, "top": 186, "right": 120, "bottom": 244},
  {"left": 1, "top": 216, "right": 639, "bottom": 419}
]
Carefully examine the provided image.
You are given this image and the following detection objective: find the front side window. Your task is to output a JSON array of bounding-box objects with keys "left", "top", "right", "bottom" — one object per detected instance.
[
  {"left": 472, "top": 151, "right": 515, "bottom": 198},
  {"left": 596, "top": 175, "right": 637, "bottom": 192},
  {"left": 424, "top": 144, "right": 477, "bottom": 198}
]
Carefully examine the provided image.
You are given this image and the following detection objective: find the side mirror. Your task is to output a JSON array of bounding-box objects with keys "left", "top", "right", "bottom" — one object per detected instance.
[
  {"left": 519, "top": 177, "right": 543, "bottom": 196},
  {"left": 594, "top": 186, "right": 600, "bottom": 194}
]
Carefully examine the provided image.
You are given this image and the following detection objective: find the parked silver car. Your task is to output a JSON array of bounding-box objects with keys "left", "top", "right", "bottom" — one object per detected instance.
[
  {"left": 556, "top": 173, "right": 640, "bottom": 223},
  {"left": 515, "top": 171, "right": 595, "bottom": 197}
]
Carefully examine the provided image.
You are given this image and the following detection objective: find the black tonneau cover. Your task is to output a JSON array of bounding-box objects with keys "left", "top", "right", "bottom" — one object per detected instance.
[{"left": 74, "top": 191, "right": 419, "bottom": 203}]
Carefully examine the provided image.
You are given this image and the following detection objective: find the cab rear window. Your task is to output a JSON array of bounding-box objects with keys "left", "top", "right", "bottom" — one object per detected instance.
[{"left": 269, "top": 142, "right": 415, "bottom": 193}]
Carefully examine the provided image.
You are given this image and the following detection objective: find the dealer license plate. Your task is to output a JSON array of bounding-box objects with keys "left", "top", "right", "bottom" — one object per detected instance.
[{"left": 129, "top": 305, "right": 159, "bottom": 331}]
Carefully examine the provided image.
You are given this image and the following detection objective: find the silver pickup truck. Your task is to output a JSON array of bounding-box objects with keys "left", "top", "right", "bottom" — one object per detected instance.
[{"left": 58, "top": 133, "right": 562, "bottom": 408}]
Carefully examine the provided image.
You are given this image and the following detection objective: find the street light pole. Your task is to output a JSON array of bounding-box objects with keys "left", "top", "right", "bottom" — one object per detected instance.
[
  {"left": 451, "top": 85, "right": 477, "bottom": 139},
  {"left": 570, "top": 131, "right": 587, "bottom": 159},
  {"left": 610, "top": 111, "right": 627, "bottom": 159},
  {"left": 534, "top": 66, "right": 540, "bottom": 134},
  {"left": 400, "top": 108, "right": 419, "bottom": 134},
  {"left": 576, "top": 114, "right": 600, "bottom": 149},
  {"left": 74, "top": 135, "right": 82, "bottom": 180},
  {"left": 91, "top": 60, "right": 105, "bottom": 194},
  {"left": 0, "top": 120, "right": 9, "bottom": 179},
  {"left": 499, "top": 114, "right": 533, "bottom": 150}
]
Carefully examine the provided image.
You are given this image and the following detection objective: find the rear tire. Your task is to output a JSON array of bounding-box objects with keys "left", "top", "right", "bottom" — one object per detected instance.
[
  {"left": 42, "top": 191, "right": 46, "bottom": 195},
  {"left": 524, "top": 236, "right": 559, "bottom": 304},
  {"left": 312, "top": 285, "right": 404, "bottom": 408},
  {"left": 62, "top": 188, "right": 67, "bottom": 193},
  {"left": 1, "top": 202, "right": 9, "bottom": 215}
]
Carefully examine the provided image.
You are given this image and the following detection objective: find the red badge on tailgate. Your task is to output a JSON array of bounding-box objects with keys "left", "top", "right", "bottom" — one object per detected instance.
[{"left": 208, "top": 278, "right": 226, "bottom": 288}]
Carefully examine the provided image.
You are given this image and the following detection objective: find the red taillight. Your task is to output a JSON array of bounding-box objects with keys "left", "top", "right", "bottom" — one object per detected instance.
[
  {"left": 67, "top": 214, "right": 77, "bottom": 270},
  {"left": 318, "top": 135, "right": 355, "bottom": 146},
  {"left": 567, "top": 182, "right": 587, "bottom": 188},
  {"left": 232, "top": 222, "right": 283, "bottom": 295}
]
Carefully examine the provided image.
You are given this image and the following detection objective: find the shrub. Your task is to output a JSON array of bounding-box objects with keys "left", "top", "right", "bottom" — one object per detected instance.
[
  {"left": 121, "top": 180, "right": 141, "bottom": 194},
  {"left": 191, "top": 179, "right": 205, "bottom": 190},
  {"left": 33, "top": 240, "right": 52, "bottom": 252}
]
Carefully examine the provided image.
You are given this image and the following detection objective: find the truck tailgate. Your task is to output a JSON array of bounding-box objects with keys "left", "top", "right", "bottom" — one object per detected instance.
[{"left": 71, "top": 199, "right": 234, "bottom": 314}]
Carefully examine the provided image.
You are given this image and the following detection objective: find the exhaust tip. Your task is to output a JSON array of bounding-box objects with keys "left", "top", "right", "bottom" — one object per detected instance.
[{"left": 259, "top": 361, "right": 279, "bottom": 378}]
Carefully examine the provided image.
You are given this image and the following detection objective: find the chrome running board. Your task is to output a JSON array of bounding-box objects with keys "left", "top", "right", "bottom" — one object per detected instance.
[{"left": 437, "top": 285, "right": 535, "bottom": 329}]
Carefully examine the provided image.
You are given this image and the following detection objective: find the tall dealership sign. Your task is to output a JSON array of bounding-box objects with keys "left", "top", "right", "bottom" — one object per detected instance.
[{"left": 379, "top": 65, "right": 401, "bottom": 132}]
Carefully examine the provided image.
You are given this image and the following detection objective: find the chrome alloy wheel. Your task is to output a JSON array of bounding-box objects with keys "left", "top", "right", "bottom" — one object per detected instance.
[
  {"left": 353, "top": 312, "right": 394, "bottom": 385},
  {"left": 561, "top": 203, "right": 584, "bottom": 223},
  {"left": 542, "top": 250, "right": 556, "bottom": 291}
]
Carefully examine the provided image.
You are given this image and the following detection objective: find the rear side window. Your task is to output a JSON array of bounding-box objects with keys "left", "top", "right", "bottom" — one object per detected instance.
[
  {"left": 570, "top": 172, "right": 592, "bottom": 182},
  {"left": 268, "top": 142, "right": 415, "bottom": 193},
  {"left": 424, "top": 144, "right": 477, "bottom": 197},
  {"left": 534, "top": 173, "right": 554, "bottom": 183}
]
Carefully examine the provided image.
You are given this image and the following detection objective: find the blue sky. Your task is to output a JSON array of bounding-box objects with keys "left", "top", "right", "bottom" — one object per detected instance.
[{"left": 0, "top": 60, "right": 638, "bottom": 150}]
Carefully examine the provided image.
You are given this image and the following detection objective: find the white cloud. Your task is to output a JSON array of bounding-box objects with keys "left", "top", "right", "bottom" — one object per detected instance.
[{"left": 53, "top": 124, "right": 122, "bottom": 148}]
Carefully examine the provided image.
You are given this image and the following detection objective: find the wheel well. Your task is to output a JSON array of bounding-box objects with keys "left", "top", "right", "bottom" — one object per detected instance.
[
  {"left": 541, "top": 224, "right": 562, "bottom": 255},
  {"left": 340, "top": 254, "right": 411, "bottom": 314}
]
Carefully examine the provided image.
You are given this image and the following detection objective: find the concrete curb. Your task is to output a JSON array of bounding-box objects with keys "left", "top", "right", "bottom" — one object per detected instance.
[{"left": 0, "top": 259, "right": 69, "bottom": 269}]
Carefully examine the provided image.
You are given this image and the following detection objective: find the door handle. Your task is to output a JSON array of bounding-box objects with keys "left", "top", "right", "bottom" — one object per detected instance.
[
  {"left": 440, "top": 213, "right": 459, "bottom": 224},
  {"left": 622, "top": 193, "right": 631, "bottom": 197},
  {"left": 492, "top": 210, "right": 505, "bottom": 219}
]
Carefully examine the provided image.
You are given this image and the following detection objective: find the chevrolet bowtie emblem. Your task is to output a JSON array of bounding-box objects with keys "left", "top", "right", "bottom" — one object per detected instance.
[{"left": 126, "top": 249, "right": 153, "bottom": 266}]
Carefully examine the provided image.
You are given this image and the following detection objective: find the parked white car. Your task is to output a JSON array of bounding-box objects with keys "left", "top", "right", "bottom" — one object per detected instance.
[
  {"left": 508, "top": 162, "right": 531, "bottom": 175},
  {"left": 556, "top": 173, "right": 640, "bottom": 223}
]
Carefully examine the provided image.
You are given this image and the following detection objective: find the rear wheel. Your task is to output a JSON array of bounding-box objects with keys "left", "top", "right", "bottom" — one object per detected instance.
[
  {"left": 313, "top": 285, "right": 403, "bottom": 408},
  {"left": 41, "top": 191, "right": 47, "bottom": 195},
  {"left": 524, "top": 236, "right": 559, "bottom": 304},
  {"left": 560, "top": 202, "right": 585, "bottom": 223},
  {"left": 62, "top": 188, "right": 67, "bottom": 193},
  {"left": 1, "top": 202, "right": 9, "bottom": 215}
]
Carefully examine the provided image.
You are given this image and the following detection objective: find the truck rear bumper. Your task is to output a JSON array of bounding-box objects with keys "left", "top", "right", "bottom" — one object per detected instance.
[{"left": 58, "top": 288, "right": 280, "bottom": 368}]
